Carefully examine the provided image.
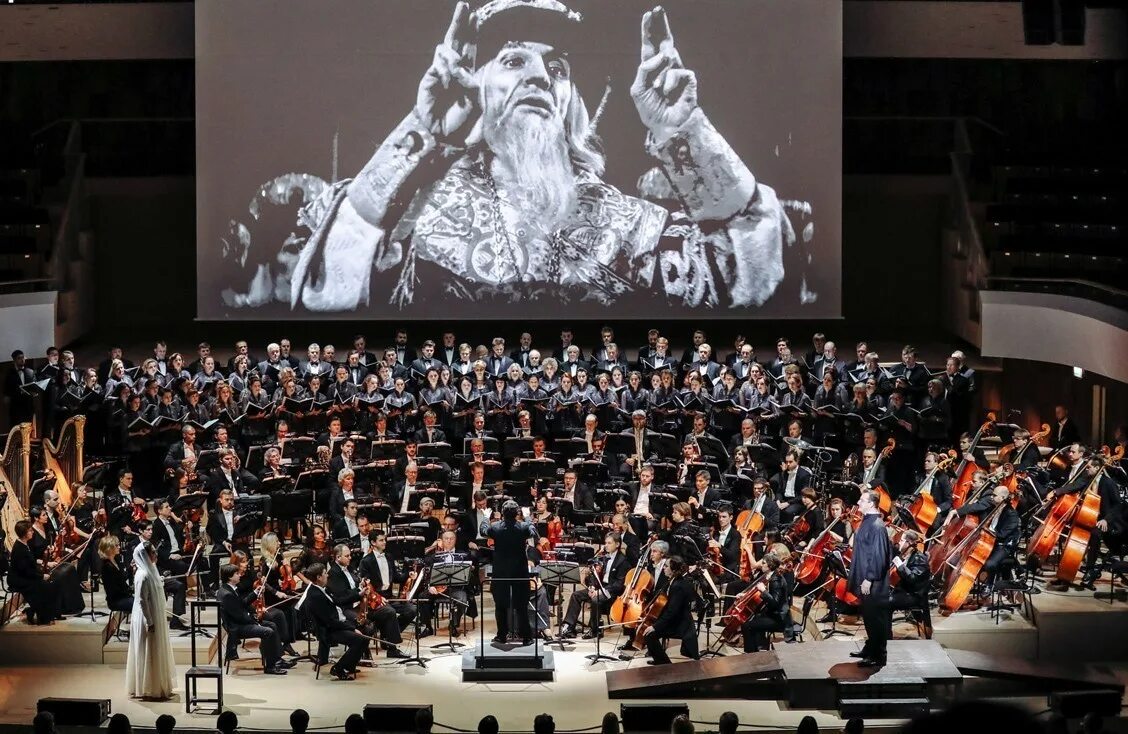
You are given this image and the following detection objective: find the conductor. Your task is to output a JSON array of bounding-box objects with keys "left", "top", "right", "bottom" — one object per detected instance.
[
  {"left": 848, "top": 489, "right": 893, "bottom": 668},
  {"left": 482, "top": 500, "right": 537, "bottom": 645}
]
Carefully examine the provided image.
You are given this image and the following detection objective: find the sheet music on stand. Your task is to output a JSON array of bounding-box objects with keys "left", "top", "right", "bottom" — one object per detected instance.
[
  {"left": 386, "top": 534, "right": 426, "bottom": 562},
  {"left": 417, "top": 442, "right": 452, "bottom": 463},
  {"left": 595, "top": 487, "right": 630, "bottom": 512}
]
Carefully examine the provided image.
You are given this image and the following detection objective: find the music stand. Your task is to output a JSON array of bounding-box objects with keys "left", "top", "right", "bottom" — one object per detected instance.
[
  {"left": 595, "top": 487, "right": 630, "bottom": 513},
  {"left": 398, "top": 566, "right": 431, "bottom": 668},
  {"left": 540, "top": 561, "right": 582, "bottom": 650},
  {"left": 417, "top": 442, "right": 452, "bottom": 464},
  {"left": 177, "top": 542, "right": 210, "bottom": 637},
  {"left": 429, "top": 561, "right": 473, "bottom": 652}
]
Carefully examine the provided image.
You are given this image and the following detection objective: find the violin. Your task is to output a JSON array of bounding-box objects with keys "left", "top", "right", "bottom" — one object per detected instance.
[
  {"left": 356, "top": 580, "right": 387, "bottom": 627},
  {"left": 131, "top": 499, "right": 147, "bottom": 524}
]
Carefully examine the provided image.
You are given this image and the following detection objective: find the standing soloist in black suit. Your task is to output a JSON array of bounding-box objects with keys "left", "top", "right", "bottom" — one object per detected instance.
[{"left": 482, "top": 500, "right": 537, "bottom": 644}]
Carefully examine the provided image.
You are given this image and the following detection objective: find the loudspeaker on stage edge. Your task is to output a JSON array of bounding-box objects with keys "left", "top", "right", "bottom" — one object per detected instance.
[
  {"left": 36, "top": 698, "right": 111, "bottom": 726},
  {"left": 619, "top": 703, "right": 690, "bottom": 733},
  {"left": 363, "top": 704, "right": 433, "bottom": 733}
]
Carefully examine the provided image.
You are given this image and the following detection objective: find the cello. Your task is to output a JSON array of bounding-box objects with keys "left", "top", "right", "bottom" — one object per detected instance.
[
  {"left": 631, "top": 590, "right": 669, "bottom": 649},
  {"left": 610, "top": 554, "right": 652, "bottom": 625},
  {"left": 939, "top": 501, "right": 1005, "bottom": 613},
  {"left": 1027, "top": 484, "right": 1085, "bottom": 565},
  {"left": 928, "top": 471, "right": 996, "bottom": 576},
  {"left": 720, "top": 568, "right": 774, "bottom": 644},
  {"left": 905, "top": 453, "right": 955, "bottom": 533},
  {"left": 1054, "top": 468, "right": 1103, "bottom": 584},
  {"left": 951, "top": 415, "right": 996, "bottom": 509}
]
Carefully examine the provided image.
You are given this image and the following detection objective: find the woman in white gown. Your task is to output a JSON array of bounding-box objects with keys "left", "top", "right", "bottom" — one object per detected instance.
[{"left": 126, "top": 541, "right": 177, "bottom": 700}]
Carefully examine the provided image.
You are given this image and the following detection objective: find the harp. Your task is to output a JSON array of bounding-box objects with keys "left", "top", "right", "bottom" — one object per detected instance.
[
  {"left": 1, "top": 423, "right": 32, "bottom": 552},
  {"left": 42, "top": 415, "right": 85, "bottom": 508}
]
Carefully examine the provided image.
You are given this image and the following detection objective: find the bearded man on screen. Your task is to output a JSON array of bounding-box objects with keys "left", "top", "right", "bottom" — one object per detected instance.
[{"left": 289, "top": 0, "right": 795, "bottom": 312}]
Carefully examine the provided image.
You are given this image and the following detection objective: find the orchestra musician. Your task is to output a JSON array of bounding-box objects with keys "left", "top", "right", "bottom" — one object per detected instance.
[
  {"left": 945, "top": 483, "right": 1019, "bottom": 592},
  {"left": 619, "top": 539, "right": 671, "bottom": 652},
  {"left": 298, "top": 561, "right": 373, "bottom": 679},
  {"left": 327, "top": 544, "right": 409, "bottom": 658},
  {"left": 738, "top": 548, "right": 793, "bottom": 653},
  {"left": 97, "top": 534, "right": 134, "bottom": 615},
  {"left": 1057, "top": 457, "right": 1124, "bottom": 590},
  {"left": 789, "top": 489, "right": 825, "bottom": 548},
  {"left": 551, "top": 468, "right": 595, "bottom": 513},
  {"left": 888, "top": 529, "right": 932, "bottom": 638},
  {"left": 106, "top": 469, "right": 146, "bottom": 539},
  {"left": 558, "top": 532, "right": 629, "bottom": 640},
  {"left": 9, "top": 519, "right": 63, "bottom": 624},
  {"left": 709, "top": 506, "right": 743, "bottom": 579},
  {"left": 357, "top": 529, "right": 419, "bottom": 631},
  {"left": 163, "top": 425, "right": 200, "bottom": 472},
  {"left": 256, "top": 533, "right": 302, "bottom": 657},
  {"left": 1009, "top": 429, "right": 1043, "bottom": 471},
  {"left": 771, "top": 450, "right": 810, "bottom": 522},
  {"left": 216, "top": 563, "right": 292, "bottom": 675},
  {"left": 642, "top": 555, "right": 699, "bottom": 665},
  {"left": 419, "top": 530, "right": 471, "bottom": 638}
]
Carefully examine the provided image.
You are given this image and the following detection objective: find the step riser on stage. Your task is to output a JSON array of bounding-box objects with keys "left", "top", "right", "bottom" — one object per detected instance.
[
  {"left": 0, "top": 623, "right": 106, "bottom": 665},
  {"left": 1031, "top": 592, "right": 1128, "bottom": 662}
]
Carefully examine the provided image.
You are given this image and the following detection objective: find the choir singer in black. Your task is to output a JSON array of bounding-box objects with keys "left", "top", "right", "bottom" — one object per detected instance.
[{"left": 482, "top": 500, "right": 537, "bottom": 645}]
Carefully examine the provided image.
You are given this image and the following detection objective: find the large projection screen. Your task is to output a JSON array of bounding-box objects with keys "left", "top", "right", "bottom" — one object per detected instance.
[{"left": 196, "top": 0, "right": 841, "bottom": 320}]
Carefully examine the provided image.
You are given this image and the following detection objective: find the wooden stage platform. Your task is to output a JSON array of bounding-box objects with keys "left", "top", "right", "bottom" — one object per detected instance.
[{"left": 606, "top": 639, "right": 1123, "bottom": 718}]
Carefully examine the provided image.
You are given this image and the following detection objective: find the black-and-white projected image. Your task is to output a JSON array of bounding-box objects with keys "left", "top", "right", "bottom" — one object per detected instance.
[{"left": 196, "top": 0, "right": 841, "bottom": 319}]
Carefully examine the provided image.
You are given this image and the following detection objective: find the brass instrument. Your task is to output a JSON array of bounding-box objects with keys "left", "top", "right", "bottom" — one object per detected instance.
[
  {"left": 1, "top": 423, "right": 32, "bottom": 553},
  {"left": 43, "top": 415, "right": 85, "bottom": 507}
]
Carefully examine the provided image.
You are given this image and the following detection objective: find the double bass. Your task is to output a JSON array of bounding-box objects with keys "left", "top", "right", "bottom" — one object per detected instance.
[
  {"left": 939, "top": 501, "right": 1005, "bottom": 613},
  {"left": 951, "top": 415, "right": 996, "bottom": 509},
  {"left": 1054, "top": 468, "right": 1103, "bottom": 584}
]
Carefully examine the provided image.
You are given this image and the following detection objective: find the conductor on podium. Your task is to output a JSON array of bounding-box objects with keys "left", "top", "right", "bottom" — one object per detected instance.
[{"left": 482, "top": 500, "right": 537, "bottom": 645}]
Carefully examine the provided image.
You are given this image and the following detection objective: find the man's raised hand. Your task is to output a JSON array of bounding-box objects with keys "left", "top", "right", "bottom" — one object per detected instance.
[
  {"left": 630, "top": 6, "right": 698, "bottom": 144},
  {"left": 415, "top": 1, "right": 478, "bottom": 142}
]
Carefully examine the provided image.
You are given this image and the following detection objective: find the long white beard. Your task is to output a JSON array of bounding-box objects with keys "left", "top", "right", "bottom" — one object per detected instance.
[{"left": 484, "top": 111, "right": 577, "bottom": 231}]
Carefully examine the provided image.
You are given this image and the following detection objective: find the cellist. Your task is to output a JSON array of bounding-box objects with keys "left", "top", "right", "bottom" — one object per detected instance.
[
  {"left": 1053, "top": 457, "right": 1123, "bottom": 590},
  {"left": 888, "top": 529, "right": 932, "bottom": 637},
  {"left": 641, "top": 555, "right": 699, "bottom": 665},
  {"left": 944, "top": 485, "right": 1019, "bottom": 592},
  {"left": 619, "top": 540, "right": 671, "bottom": 653},
  {"left": 738, "top": 547, "right": 794, "bottom": 653}
]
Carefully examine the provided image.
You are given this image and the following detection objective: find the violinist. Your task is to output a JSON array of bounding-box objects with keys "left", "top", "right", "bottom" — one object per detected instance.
[
  {"left": 945, "top": 484, "right": 1020, "bottom": 591},
  {"left": 738, "top": 549, "right": 794, "bottom": 653},
  {"left": 709, "top": 506, "right": 743, "bottom": 578},
  {"left": 327, "top": 544, "right": 409, "bottom": 658},
  {"left": 216, "top": 563, "right": 291, "bottom": 675},
  {"left": 619, "top": 540, "right": 671, "bottom": 652},
  {"left": 889, "top": 529, "right": 932, "bottom": 638},
  {"left": 825, "top": 498, "right": 853, "bottom": 542},
  {"left": 256, "top": 533, "right": 302, "bottom": 657},
  {"left": 558, "top": 532, "right": 629, "bottom": 639},
  {"left": 298, "top": 562, "right": 371, "bottom": 680},
  {"left": 357, "top": 529, "right": 419, "bottom": 634},
  {"left": 642, "top": 555, "right": 699, "bottom": 665},
  {"left": 8, "top": 519, "right": 62, "bottom": 624},
  {"left": 789, "top": 489, "right": 825, "bottom": 548}
]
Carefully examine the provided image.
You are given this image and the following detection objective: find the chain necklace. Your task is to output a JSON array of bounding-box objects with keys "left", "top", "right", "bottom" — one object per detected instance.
[{"left": 474, "top": 157, "right": 562, "bottom": 284}]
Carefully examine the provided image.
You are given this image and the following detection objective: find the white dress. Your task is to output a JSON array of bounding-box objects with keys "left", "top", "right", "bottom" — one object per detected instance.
[{"left": 125, "top": 544, "right": 177, "bottom": 699}]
